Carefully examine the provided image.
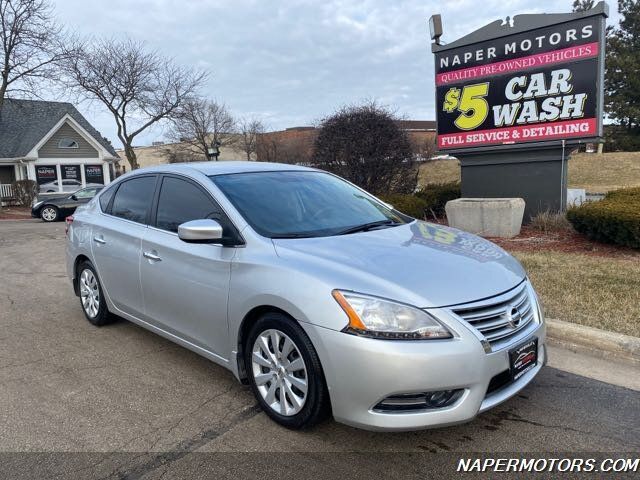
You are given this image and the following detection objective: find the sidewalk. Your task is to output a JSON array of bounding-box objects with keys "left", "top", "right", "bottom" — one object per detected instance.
[
  {"left": 547, "top": 318, "right": 640, "bottom": 363},
  {"left": 547, "top": 343, "right": 640, "bottom": 391}
]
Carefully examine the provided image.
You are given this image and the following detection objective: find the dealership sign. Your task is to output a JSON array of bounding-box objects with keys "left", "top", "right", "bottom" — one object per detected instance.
[
  {"left": 84, "top": 165, "right": 104, "bottom": 185},
  {"left": 61, "top": 165, "right": 81, "bottom": 181},
  {"left": 35, "top": 166, "right": 57, "bottom": 185},
  {"left": 433, "top": 8, "right": 606, "bottom": 152}
]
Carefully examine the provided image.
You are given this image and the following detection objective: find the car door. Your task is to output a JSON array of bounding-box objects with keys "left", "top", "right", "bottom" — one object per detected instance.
[
  {"left": 71, "top": 188, "right": 100, "bottom": 210},
  {"left": 91, "top": 175, "right": 158, "bottom": 319},
  {"left": 58, "top": 188, "right": 93, "bottom": 216},
  {"left": 140, "top": 174, "right": 237, "bottom": 358}
]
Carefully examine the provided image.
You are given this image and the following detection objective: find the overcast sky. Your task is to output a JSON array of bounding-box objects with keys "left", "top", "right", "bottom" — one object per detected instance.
[{"left": 52, "top": 0, "right": 618, "bottom": 148}]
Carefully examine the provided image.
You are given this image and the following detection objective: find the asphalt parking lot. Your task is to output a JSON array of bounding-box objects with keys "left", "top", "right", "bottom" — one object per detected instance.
[{"left": 1, "top": 220, "right": 639, "bottom": 478}]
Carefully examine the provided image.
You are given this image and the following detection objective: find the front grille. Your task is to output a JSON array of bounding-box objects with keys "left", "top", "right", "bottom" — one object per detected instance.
[{"left": 451, "top": 282, "right": 535, "bottom": 349}]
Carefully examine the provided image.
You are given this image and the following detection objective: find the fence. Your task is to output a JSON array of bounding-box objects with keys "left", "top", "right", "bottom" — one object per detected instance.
[{"left": 0, "top": 184, "right": 14, "bottom": 200}]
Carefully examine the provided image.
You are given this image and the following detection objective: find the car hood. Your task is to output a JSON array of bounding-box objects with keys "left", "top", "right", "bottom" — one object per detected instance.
[{"left": 272, "top": 221, "right": 526, "bottom": 308}]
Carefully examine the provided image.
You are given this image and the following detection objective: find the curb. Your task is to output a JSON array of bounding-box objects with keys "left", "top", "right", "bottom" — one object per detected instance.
[{"left": 546, "top": 318, "right": 640, "bottom": 362}]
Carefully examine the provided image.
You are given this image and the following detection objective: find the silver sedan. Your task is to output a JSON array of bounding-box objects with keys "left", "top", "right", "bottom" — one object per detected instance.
[{"left": 66, "top": 162, "right": 546, "bottom": 431}]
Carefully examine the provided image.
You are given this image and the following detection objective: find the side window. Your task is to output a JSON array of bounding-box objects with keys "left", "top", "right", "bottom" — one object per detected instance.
[
  {"left": 75, "top": 188, "right": 97, "bottom": 199},
  {"left": 99, "top": 185, "right": 116, "bottom": 211},
  {"left": 155, "top": 176, "right": 222, "bottom": 233},
  {"left": 111, "top": 176, "right": 157, "bottom": 224}
]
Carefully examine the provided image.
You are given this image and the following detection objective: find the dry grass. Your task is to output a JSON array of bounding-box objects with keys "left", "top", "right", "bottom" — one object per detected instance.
[
  {"left": 528, "top": 211, "right": 573, "bottom": 234},
  {"left": 569, "top": 152, "right": 640, "bottom": 192},
  {"left": 418, "top": 159, "right": 460, "bottom": 186},
  {"left": 514, "top": 251, "right": 640, "bottom": 337},
  {"left": 418, "top": 151, "right": 640, "bottom": 192}
]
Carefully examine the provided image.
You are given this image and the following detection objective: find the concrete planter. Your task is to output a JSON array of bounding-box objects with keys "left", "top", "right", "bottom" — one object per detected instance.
[
  {"left": 567, "top": 188, "right": 586, "bottom": 206},
  {"left": 445, "top": 198, "right": 525, "bottom": 238}
]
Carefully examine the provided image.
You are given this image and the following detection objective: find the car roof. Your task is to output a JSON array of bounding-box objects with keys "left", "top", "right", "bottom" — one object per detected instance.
[{"left": 135, "top": 161, "right": 318, "bottom": 177}]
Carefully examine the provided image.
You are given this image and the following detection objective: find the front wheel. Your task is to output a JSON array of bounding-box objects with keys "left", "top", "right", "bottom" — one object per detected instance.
[
  {"left": 40, "top": 206, "right": 58, "bottom": 222},
  {"left": 245, "top": 313, "right": 330, "bottom": 429}
]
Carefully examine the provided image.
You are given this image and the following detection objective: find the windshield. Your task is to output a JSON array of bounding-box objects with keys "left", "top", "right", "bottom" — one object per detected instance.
[{"left": 210, "top": 171, "right": 408, "bottom": 238}]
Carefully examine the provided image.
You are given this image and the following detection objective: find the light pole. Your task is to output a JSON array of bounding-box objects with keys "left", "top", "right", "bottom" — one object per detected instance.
[
  {"left": 207, "top": 140, "right": 221, "bottom": 161},
  {"left": 428, "top": 14, "right": 443, "bottom": 45}
]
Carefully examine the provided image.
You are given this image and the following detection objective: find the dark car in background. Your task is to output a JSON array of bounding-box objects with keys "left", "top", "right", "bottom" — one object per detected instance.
[{"left": 32, "top": 186, "right": 103, "bottom": 222}]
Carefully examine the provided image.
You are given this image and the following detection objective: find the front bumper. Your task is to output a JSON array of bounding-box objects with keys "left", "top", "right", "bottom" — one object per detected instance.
[{"left": 303, "top": 314, "right": 546, "bottom": 431}]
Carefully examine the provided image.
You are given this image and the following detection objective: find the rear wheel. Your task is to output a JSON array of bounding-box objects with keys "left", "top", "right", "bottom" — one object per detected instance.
[
  {"left": 41, "top": 206, "right": 58, "bottom": 222},
  {"left": 245, "top": 312, "right": 330, "bottom": 429},
  {"left": 78, "top": 261, "right": 114, "bottom": 326}
]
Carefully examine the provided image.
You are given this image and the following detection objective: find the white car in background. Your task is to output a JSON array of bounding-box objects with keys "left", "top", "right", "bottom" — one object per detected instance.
[{"left": 40, "top": 180, "right": 102, "bottom": 193}]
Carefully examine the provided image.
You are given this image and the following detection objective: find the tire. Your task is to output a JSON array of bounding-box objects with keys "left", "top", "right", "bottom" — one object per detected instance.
[
  {"left": 245, "top": 312, "right": 330, "bottom": 429},
  {"left": 77, "top": 261, "right": 114, "bottom": 326},
  {"left": 40, "top": 205, "right": 59, "bottom": 222}
]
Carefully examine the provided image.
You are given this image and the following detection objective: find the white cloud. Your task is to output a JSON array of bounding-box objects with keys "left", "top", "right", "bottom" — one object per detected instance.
[{"left": 51, "top": 0, "right": 618, "bottom": 148}]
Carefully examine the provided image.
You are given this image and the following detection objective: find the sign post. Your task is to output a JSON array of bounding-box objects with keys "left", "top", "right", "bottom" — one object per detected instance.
[{"left": 431, "top": 2, "right": 608, "bottom": 219}]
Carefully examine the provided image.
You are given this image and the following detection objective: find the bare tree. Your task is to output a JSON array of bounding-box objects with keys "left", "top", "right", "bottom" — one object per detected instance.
[
  {"left": 169, "top": 97, "right": 236, "bottom": 161},
  {"left": 256, "top": 133, "right": 279, "bottom": 162},
  {"left": 61, "top": 37, "right": 207, "bottom": 170},
  {"left": 409, "top": 134, "right": 436, "bottom": 162},
  {"left": 163, "top": 147, "right": 201, "bottom": 164},
  {"left": 0, "top": 0, "right": 74, "bottom": 107},
  {"left": 313, "top": 102, "right": 417, "bottom": 195},
  {"left": 256, "top": 129, "right": 316, "bottom": 164},
  {"left": 237, "top": 117, "right": 264, "bottom": 161}
]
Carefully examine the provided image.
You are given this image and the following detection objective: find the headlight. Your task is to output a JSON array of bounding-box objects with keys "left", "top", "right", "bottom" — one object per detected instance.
[
  {"left": 332, "top": 290, "right": 453, "bottom": 340},
  {"left": 528, "top": 282, "right": 545, "bottom": 324}
]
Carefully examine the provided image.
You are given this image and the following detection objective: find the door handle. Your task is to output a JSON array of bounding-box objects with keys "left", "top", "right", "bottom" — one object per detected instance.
[
  {"left": 143, "top": 251, "right": 162, "bottom": 262},
  {"left": 93, "top": 236, "right": 106, "bottom": 244}
]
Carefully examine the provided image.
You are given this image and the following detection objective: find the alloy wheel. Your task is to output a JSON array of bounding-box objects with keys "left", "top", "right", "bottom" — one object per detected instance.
[
  {"left": 41, "top": 207, "right": 57, "bottom": 221},
  {"left": 251, "top": 329, "right": 308, "bottom": 416},
  {"left": 79, "top": 269, "right": 100, "bottom": 318}
]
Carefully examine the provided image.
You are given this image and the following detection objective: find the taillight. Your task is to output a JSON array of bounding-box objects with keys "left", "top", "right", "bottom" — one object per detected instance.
[{"left": 65, "top": 215, "right": 74, "bottom": 236}]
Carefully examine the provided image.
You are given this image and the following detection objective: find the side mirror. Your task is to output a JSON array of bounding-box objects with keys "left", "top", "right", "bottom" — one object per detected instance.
[
  {"left": 178, "top": 219, "right": 223, "bottom": 243},
  {"left": 71, "top": 194, "right": 78, "bottom": 201}
]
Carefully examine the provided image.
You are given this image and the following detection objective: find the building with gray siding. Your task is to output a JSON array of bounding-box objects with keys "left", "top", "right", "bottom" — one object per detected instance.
[{"left": 0, "top": 99, "right": 119, "bottom": 202}]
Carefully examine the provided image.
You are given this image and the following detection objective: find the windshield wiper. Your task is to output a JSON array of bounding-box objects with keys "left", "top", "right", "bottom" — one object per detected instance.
[
  {"left": 271, "top": 232, "right": 318, "bottom": 239},
  {"left": 335, "top": 220, "right": 400, "bottom": 236}
]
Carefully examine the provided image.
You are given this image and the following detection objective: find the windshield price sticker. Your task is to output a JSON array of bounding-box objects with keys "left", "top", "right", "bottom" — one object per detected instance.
[{"left": 434, "top": 16, "right": 603, "bottom": 151}]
